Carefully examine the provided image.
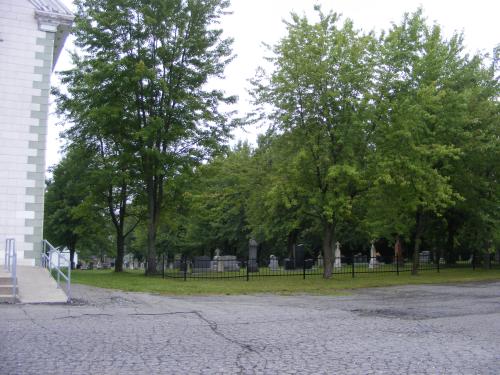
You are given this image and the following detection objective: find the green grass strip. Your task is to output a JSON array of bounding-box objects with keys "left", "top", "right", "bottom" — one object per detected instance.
[{"left": 71, "top": 267, "right": 500, "bottom": 296}]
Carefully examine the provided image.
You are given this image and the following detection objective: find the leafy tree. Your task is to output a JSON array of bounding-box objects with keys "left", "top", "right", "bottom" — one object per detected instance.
[
  {"left": 443, "top": 47, "right": 500, "bottom": 261},
  {"left": 44, "top": 148, "right": 110, "bottom": 268},
  {"left": 56, "top": 0, "right": 236, "bottom": 274},
  {"left": 366, "top": 10, "right": 499, "bottom": 273},
  {"left": 181, "top": 143, "right": 254, "bottom": 257},
  {"left": 252, "top": 9, "right": 377, "bottom": 278},
  {"left": 54, "top": 71, "right": 142, "bottom": 273},
  {"left": 245, "top": 133, "right": 314, "bottom": 257}
]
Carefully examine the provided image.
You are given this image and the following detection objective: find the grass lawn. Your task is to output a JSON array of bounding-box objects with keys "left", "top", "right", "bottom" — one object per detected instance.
[{"left": 70, "top": 267, "right": 500, "bottom": 296}]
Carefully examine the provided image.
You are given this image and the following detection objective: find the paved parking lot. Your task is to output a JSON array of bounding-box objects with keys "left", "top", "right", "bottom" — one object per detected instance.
[{"left": 1, "top": 281, "right": 499, "bottom": 374}]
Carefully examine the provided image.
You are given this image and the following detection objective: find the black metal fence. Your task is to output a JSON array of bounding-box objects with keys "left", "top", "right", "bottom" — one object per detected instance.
[{"left": 154, "top": 252, "right": 497, "bottom": 280}]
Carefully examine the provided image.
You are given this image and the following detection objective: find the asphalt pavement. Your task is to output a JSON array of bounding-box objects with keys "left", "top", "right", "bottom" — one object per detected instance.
[{"left": 1, "top": 281, "right": 499, "bottom": 374}]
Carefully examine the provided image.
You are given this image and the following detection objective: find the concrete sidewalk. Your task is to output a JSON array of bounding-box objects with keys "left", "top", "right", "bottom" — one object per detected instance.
[{"left": 16, "top": 265, "right": 68, "bottom": 303}]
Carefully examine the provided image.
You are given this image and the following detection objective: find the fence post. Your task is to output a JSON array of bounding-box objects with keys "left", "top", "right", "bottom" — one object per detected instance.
[
  {"left": 183, "top": 259, "right": 187, "bottom": 281},
  {"left": 57, "top": 253, "right": 61, "bottom": 287},
  {"left": 472, "top": 250, "right": 476, "bottom": 271},
  {"left": 67, "top": 257, "right": 71, "bottom": 303},
  {"left": 162, "top": 253, "right": 165, "bottom": 279},
  {"left": 351, "top": 257, "right": 355, "bottom": 278},
  {"left": 396, "top": 255, "right": 399, "bottom": 276},
  {"left": 303, "top": 259, "right": 306, "bottom": 280},
  {"left": 246, "top": 258, "right": 249, "bottom": 282},
  {"left": 437, "top": 254, "right": 440, "bottom": 273}
]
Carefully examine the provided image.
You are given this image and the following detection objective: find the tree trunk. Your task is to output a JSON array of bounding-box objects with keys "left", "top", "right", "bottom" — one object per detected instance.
[
  {"left": 66, "top": 237, "right": 77, "bottom": 270},
  {"left": 114, "top": 229, "right": 125, "bottom": 272},
  {"left": 113, "top": 183, "right": 129, "bottom": 273},
  {"left": 412, "top": 210, "right": 424, "bottom": 275},
  {"left": 322, "top": 221, "right": 334, "bottom": 279},
  {"left": 146, "top": 211, "right": 157, "bottom": 275},
  {"left": 445, "top": 218, "right": 457, "bottom": 264},
  {"left": 287, "top": 229, "right": 298, "bottom": 258},
  {"left": 146, "top": 178, "right": 159, "bottom": 275},
  {"left": 69, "top": 248, "right": 76, "bottom": 270}
]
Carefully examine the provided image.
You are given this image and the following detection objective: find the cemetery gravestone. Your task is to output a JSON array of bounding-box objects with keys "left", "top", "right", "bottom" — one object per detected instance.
[
  {"left": 394, "top": 238, "right": 404, "bottom": 265},
  {"left": 369, "top": 243, "right": 378, "bottom": 269},
  {"left": 295, "top": 244, "right": 305, "bottom": 268},
  {"left": 353, "top": 253, "right": 367, "bottom": 264},
  {"left": 219, "top": 255, "right": 240, "bottom": 272},
  {"left": 213, "top": 249, "right": 224, "bottom": 272},
  {"left": 248, "top": 239, "right": 259, "bottom": 272},
  {"left": 193, "top": 256, "right": 212, "bottom": 273},
  {"left": 304, "top": 259, "right": 314, "bottom": 269},
  {"left": 419, "top": 251, "right": 430, "bottom": 263},
  {"left": 269, "top": 255, "right": 279, "bottom": 271},
  {"left": 284, "top": 258, "right": 294, "bottom": 270},
  {"left": 173, "top": 254, "right": 182, "bottom": 270},
  {"left": 334, "top": 242, "right": 342, "bottom": 268}
]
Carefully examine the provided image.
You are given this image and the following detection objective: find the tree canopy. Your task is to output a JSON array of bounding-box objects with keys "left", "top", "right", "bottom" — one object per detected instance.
[{"left": 48, "top": 5, "right": 499, "bottom": 277}]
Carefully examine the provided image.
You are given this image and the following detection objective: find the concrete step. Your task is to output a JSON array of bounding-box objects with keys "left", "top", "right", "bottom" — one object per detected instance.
[
  {"left": 0, "top": 294, "right": 17, "bottom": 303},
  {"left": 0, "top": 285, "right": 16, "bottom": 294},
  {"left": 0, "top": 276, "right": 16, "bottom": 285}
]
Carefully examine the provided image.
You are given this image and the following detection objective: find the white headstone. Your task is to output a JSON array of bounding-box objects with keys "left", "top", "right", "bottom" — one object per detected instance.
[
  {"left": 269, "top": 255, "right": 279, "bottom": 271},
  {"left": 334, "top": 242, "right": 342, "bottom": 268},
  {"left": 369, "top": 242, "right": 378, "bottom": 269}
]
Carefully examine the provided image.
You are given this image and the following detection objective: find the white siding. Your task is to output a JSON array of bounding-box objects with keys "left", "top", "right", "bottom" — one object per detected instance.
[{"left": 0, "top": 0, "right": 47, "bottom": 265}]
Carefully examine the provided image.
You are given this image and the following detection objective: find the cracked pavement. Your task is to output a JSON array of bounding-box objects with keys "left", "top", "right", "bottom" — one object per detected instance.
[{"left": 1, "top": 281, "right": 499, "bottom": 374}]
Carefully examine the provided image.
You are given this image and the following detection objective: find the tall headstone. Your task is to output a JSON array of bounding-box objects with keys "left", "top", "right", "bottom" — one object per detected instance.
[
  {"left": 334, "top": 242, "right": 342, "bottom": 268},
  {"left": 295, "top": 244, "right": 305, "bottom": 268},
  {"left": 394, "top": 237, "right": 403, "bottom": 265},
  {"left": 248, "top": 239, "right": 259, "bottom": 272},
  {"left": 369, "top": 242, "right": 378, "bottom": 269}
]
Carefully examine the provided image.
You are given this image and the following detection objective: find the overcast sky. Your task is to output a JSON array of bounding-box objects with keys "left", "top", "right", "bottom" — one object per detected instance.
[{"left": 47, "top": 0, "right": 500, "bottom": 170}]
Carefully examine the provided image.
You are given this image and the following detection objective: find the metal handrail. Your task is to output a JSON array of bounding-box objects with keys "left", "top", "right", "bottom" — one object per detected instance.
[
  {"left": 4, "top": 238, "right": 17, "bottom": 303},
  {"left": 41, "top": 240, "right": 71, "bottom": 303}
]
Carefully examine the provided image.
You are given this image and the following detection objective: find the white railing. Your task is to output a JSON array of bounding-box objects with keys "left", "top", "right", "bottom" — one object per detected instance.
[
  {"left": 4, "top": 238, "right": 17, "bottom": 302},
  {"left": 41, "top": 240, "right": 71, "bottom": 302}
]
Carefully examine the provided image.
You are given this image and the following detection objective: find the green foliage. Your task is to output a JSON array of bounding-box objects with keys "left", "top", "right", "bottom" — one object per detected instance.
[
  {"left": 250, "top": 9, "right": 378, "bottom": 276},
  {"left": 44, "top": 147, "right": 113, "bottom": 262},
  {"left": 363, "top": 10, "right": 499, "bottom": 268},
  {"left": 50, "top": 6, "right": 498, "bottom": 274},
  {"left": 179, "top": 143, "right": 254, "bottom": 257},
  {"left": 54, "top": 0, "right": 236, "bottom": 273}
]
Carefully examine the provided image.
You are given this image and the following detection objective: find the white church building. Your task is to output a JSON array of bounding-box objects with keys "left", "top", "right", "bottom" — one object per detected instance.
[{"left": 0, "top": 0, "right": 73, "bottom": 266}]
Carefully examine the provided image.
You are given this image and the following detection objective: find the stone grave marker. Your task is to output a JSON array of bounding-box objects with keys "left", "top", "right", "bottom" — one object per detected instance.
[
  {"left": 295, "top": 244, "right": 305, "bottom": 268},
  {"left": 369, "top": 242, "right": 378, "bottom": 269},
  {"left": 419, "top": 251, "right": 430, "bottom": 263},
  {"left": 213, "top": 248, "right": 224, "bottom": 272},
  {"left": 219, "top": 255, "right": 240, "bottom": 272},
  {"left": 248, "top": 239, "right": 259, "bottom": 272},
  {"left": 193, "top": 256, "right": 211, "bottom": 273},
  {"left": 334, "top": 242, "right": 342, "bottom": 268},
  {"left": 394, "top": 237, "right": 404, "bottom": 265},
  {"left": 269, "top": 255, "right": 279, "bottom": 271}
]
